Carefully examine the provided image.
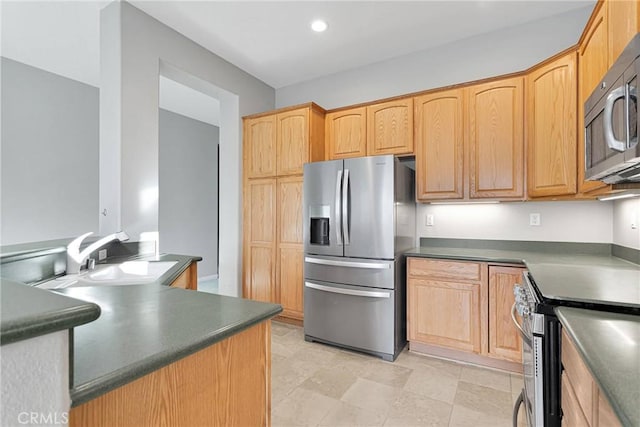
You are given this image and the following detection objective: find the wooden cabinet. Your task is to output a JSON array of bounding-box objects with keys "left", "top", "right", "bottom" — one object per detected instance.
[
  {"left": 244, "top": 115, "right": 276, "bottom": 178},
  {"left": 468, "top": 77, "right": 525, "bottom": 199},
  {"left": 325, "top": 107, "right": 367, "bottom": 159},
  {"left": 70, "top": 321, "right": 272, "bottom": 427},
  {"left": 526, "top": 51, "right": 578, "bottom": 198},
  {"left": 561, "top": 329, "right": 621, "bottom": 427},
  {"left": 407, "top": 257, "right": 524, "bottom": 370},
  {"left": 243, "top": 103, "right": 325, "bottom": 321},
  {"left": 367, "top": 98, "right": 414, "bottom": 156},
  {"left": 607, "top": 0, "right": 639, "bottom": 65},
  {"left": 415, "top": 89, "right": 465, "bottom": 200},
  {"left": 578, "top": 4, "right": 610, "bottom": 194},
  {"left": 488, "top": 266, "right": 524, "bottom": 362},
  {"left": 243, "top": 178, "right": 276, "bottom": 304},
  {"left": 244, "top": 103, "right": 325, "bottom": 178},
  {"left": 325, "top": 99, "right": 413, "bottom": 160},
  {"left": 407, "top": 258, "right": 487, "bottom": 353},
  {"left": 276, "top": 176, "right": 304, "bottom": 320},
  {"left": 276, "top": 105, "right": 325, "bottom": 175},
  {"left": 170, "top": 262, "right": 198, "bottom": 290}
]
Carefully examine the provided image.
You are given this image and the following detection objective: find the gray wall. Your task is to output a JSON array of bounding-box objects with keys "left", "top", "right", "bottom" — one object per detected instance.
[
  {"left": 100, "top": 2, "right": 275, "bottom": 297},
  {"left": 613, "top": 199, "right": 640, "bottom": 250},
  {"left": 1, "top": 57, "right": 98, "bottom": 245},
  {"left": 159, "top": 109, "right": 218, "bottom": 277},
  {"left": 276, "top": 7, "right": 593, "bottom": 109}
]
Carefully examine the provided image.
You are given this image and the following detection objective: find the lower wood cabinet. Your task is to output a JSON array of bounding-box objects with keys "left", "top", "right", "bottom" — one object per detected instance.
[
  {"left": 70, "top": 322, "right": 272, "bottom": 427},
  {"left": 407, "top": 258, "right": 486, "bottom": 353},
  {"left": 169, "top": 262, "right": 198, "bottom": 290},
  {"left": 407, "top": 257, "right": 524, "bottom": 368},
  {"left": 488, "top": 266, "right": 524, "bottom": 361},
  {"left": 243, "top": 176, "right": 304, "bottom": 321},
  {"left": 561, "top": 329, "right": 620, "bottom": 427}
]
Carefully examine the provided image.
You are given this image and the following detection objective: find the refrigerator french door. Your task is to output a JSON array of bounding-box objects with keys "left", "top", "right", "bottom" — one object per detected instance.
[{"left": 303, "top": 155, "right": 415, "bottom": 361}]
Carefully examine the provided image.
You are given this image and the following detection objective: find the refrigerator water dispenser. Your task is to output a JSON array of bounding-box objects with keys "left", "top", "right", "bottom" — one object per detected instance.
[
  {"left": 310, "top": 218, "right": 329, "bottom": 245},
  {"left": 309, "top": 205, "right": 330, "bottom": 245}
]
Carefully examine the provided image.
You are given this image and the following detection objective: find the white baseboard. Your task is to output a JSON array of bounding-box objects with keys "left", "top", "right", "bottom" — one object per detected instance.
[{"left": 198, "top": 274, "right": 218, "bottom": 282}]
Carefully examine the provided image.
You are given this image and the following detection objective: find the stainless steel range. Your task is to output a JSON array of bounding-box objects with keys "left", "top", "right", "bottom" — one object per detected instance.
[{"left": 512, "top": 273, "right": 562, "bottom": 427}]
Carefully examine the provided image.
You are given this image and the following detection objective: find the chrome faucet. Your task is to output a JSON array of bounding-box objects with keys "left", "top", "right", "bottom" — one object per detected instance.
[{"left": 66, "top": 231, "right": 129, "bottom": 274}]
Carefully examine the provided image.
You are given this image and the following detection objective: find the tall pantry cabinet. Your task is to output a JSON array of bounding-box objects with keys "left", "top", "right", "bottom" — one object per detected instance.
[{"left": 243, "top": 103, "right": 325, "bottom": 321}]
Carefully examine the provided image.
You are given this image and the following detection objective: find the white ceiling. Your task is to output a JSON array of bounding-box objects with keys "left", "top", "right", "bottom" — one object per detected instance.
[{"left": 1, "top": 0, "right": 595, "bottom": 122}]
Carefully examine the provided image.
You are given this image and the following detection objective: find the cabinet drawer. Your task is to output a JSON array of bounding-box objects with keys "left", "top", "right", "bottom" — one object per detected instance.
[
  {"left": 562, "top": 329, "right": 595, "bottom": 425},
  {"left": 408, "top": 258, "right": 482, "bottom": 282}
]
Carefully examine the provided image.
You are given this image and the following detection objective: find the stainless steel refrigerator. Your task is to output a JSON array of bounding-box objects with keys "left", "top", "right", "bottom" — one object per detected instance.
[{"left": 303, "top": 155, "right": 415, "bottom": 361}]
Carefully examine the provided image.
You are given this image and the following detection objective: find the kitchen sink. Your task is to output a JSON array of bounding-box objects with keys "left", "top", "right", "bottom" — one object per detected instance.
[{"left": 37, "top": 261, "right": 178, "bottom": 289}]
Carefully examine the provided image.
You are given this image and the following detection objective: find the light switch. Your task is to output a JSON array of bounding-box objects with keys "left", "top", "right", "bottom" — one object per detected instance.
[
  {"left": 426, "top": 214, "right": 434, "bottom": 226},
  {"left": 529, "top": 213, "right": 541, "bottom": 226}
]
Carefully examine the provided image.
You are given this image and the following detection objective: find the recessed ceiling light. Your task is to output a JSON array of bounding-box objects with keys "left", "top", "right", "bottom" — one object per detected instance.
[{"left": 311, "top": 19, "right": 328, "bottom": 33}]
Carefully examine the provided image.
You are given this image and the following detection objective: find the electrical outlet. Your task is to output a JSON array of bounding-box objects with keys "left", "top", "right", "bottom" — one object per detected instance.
[
  {"left": 632, "top": 211, "right": 638, "bottom": 230},
  {"left": 529, "top": 213, "right": 541, "bottom": 226},
  {"left": 426, "top": 214, "right": 434, "bottom": 226},
  {"left": 98, "top": 249, "right": 107, "bottom": 261}
]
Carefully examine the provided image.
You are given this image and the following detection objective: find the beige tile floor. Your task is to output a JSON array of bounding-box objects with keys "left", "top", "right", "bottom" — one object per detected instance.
[{"left": 271, "top": 321, "right": 527, "bottom": 427}]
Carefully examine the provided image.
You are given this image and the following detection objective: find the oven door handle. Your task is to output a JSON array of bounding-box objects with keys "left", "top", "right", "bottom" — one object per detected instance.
[{"left": 511, "top": 303, "right": 532, "bottom": 347}]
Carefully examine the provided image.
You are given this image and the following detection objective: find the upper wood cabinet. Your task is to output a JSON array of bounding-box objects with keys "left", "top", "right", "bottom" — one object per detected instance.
[
  {"left": 488, "top": 266, "right": 524, "bottom": 362},
  {"left": 325, "top": 107, "right": 367, "bottom": 159},
  {"left": 244, "top": 115, "right": 276, "bottom": 178},
  {"left": 415, "top": 89, "right": 465, "bottom": 201},
  {"left": 526, "top": 51, "right": 578, "bottom": 198},
  {"left": 367, "top": 98, "right": 414, "bottom": 156},
  {"left": 607, "top": 0, "right": 639, "bottom": 65},
  {"left": 578, "top": 4, "right": 610, "bottom": 194},
  {"left": 468, "top": 77, "right": 525, "bottom": 200},
  {"left": 244, "top": 103, "right": 325, "bottom": 179}
]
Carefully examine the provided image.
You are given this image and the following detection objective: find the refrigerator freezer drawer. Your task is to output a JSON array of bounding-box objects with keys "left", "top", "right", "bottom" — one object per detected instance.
[
  {"left": 304, "top": 280, "right": 395, "bottom": 356},
  {"left": 304, "top": 255, "right": 396, "bottom": 290}
]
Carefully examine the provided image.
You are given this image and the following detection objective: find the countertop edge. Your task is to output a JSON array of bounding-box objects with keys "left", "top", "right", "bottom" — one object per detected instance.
[
  {"left": 555, "top": 309, "right": 634, "bottom": 427},
  {"left": 1, "top": 304, "right": 101, "bottom": 346},
  {"left": 404, "top": 250, "right": 527, "bottom": 265},
  {"left": 69, "top": 304, "right": 282, "bottom": 407}
]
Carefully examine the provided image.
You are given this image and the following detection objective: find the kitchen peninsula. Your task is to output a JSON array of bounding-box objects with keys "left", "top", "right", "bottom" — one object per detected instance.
[{"left": 1, "top": 253, "right": 282, "bottom": 427}]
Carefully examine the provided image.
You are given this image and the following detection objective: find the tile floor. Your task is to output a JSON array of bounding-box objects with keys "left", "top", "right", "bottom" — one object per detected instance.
[{"left": 271, "top": 321, "right": 526, "bottom": 427}]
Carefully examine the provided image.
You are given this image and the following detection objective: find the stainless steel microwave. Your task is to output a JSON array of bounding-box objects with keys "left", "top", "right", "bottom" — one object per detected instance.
[{"left": 585, "top": 33, "right": 640, "bottom": 184}]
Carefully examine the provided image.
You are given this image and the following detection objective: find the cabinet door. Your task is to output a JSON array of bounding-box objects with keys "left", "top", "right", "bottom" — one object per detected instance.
[
  {"left": 326, "top": 107, "right": 367, "bottom": 159},
  {"left": 608, "top": 0, "right": 639, "bottom": 65},
  {"left": 277, "top": 108, "right": 309, "bottom": 176},
  {"left": 408, "top": 277, "right": 483, "bottom": 353},
  {"left": 243, "top": 179, "right": 276, "bottom": 303},
  {"left": 488, "top": 266, "right": 524, "bottom": 362},
  {"left": 579, "top": 4, "right": 610, "bottom": 194},
  {"left": 526, "top": 52, "right": 577, "bottom": 198},
  {"left": 367, "top": 98, "right": 414, "bottom": 156},
  {"left": 244, "top": 116, "right": 276, "bottom": 178},
  {"left": 415, "top": 90, "right": 464, "bottom": 200},
  {"left": 468, "top": 78, "right": 524, "bottom": 199},
  {"left": 277, "top": 176, "right": 304, "bottom": 319}
]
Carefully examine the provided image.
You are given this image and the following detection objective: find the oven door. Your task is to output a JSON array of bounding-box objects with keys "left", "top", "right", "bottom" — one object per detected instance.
[{"left": 513, "top": 302, "right": 535, "bottom": 426}]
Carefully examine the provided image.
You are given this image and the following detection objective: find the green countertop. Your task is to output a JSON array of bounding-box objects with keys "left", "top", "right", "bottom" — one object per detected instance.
[
  {"left": 556, "top": 307, "right": 640, "bottom": 427},
  {"left": 57, "top": 283, "right": 282, "bottom": 406},
  {"left": 0, "top": 278, "right": 100, "bottom": 345}
]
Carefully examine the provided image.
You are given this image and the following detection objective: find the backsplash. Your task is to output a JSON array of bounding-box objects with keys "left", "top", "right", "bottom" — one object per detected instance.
[
  {"left": 416, "top": 201, "right": 613, "bottom": 244},
  {"left": 613, "top": 198, "right": 640, "bottom": 250}
]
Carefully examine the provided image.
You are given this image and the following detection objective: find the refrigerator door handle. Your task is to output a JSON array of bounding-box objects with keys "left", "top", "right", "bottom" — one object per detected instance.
[
  {"left": 304, "top": 256, "right": 391, "bottom": 269},
  {"left": 305, "top": 281, "right": 391, "bottom": 298},
  {"left": 335, "top": 169, "right": 343, "bottom": 246},
  {"left": 342, "top": 168, "right": 350, "bottom": 245}
]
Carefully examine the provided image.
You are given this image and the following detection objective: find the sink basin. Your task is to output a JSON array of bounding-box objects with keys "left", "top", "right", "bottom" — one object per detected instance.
[{"left": 38, "top": 261, "right": 178, "bottom": 289}]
